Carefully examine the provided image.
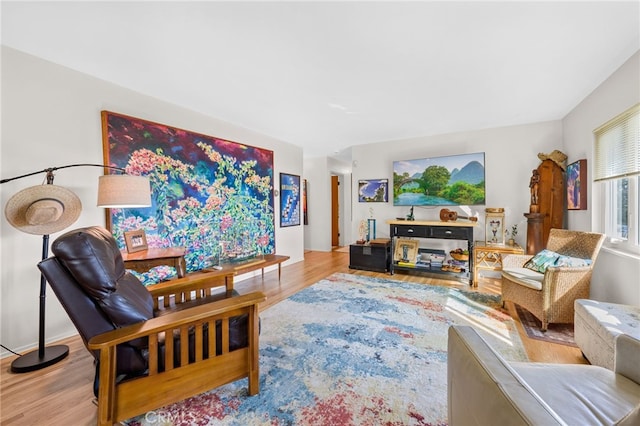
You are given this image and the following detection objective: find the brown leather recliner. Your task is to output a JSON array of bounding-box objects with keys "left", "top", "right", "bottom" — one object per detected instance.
[{"left": 38, "top": 226, "right": 264, "bottom": 425}]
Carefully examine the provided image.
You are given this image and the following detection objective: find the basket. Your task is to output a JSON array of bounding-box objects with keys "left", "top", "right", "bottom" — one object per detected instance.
[
  {"left": 485, "top": 207, "right": 505, "bottom": 213},
  {"left": 450, "top": 251, "right": 469, "bottom": 261}
]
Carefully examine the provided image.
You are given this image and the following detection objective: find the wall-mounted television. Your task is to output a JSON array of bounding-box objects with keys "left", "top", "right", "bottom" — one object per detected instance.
[{"left": 393, "top": 152, "right": 486, "bottom": 206}]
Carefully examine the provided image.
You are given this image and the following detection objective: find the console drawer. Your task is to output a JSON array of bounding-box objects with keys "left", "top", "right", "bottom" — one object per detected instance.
[
  {"left": 392, "top": 225, "right": 429, "bottom": 238},
  {"left": 429, "top": 226, "right": 472, "bottom": 240}
]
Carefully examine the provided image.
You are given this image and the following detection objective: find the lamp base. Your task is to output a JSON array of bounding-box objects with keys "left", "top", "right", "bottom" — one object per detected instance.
[{"left": 10, "top": 345, "right": 69, "bottom": 373}]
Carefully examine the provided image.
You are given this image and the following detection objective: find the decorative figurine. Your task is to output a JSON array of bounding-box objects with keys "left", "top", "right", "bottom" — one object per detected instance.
[
  {"left": 529, "top": 169, "right": 540, "bottom": 212},
  {"left": 357, "top": 220, "right": 367, "bottom": 244}
]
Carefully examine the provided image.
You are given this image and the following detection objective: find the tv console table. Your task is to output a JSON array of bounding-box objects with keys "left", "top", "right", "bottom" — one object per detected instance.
[{"left": 388, "top": 220, "right": 477, "bottom": 286}]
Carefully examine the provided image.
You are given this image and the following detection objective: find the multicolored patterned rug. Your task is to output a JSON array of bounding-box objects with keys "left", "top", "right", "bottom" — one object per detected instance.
[
  {"left": 128, "top": 273, "right": 527, "bottom": 426},
  {"left": 515, "top": 304, "right": 577, "bottom": 347}
]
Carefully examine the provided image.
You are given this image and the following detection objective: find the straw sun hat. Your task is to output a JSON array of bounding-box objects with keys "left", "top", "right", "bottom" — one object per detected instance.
[
  {"left": 5, "top": 184, "right": 82, "bottom": 235},
  {"left": 537, "top": 149, "right": 568, "bottom": 170}
]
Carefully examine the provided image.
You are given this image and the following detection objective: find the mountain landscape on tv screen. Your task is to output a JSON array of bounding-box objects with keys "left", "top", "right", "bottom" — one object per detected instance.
[
  {"left": 393, "top": 153, "right": 486, "bottom": 206},
  {"left": 450, "top": 161, "right": 485, "bottom": 185}
]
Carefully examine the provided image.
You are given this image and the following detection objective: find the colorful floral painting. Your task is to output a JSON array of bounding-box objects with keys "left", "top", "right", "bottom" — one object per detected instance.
[{"left": 101, "top": 111, "right": 275, "bottom": 272}]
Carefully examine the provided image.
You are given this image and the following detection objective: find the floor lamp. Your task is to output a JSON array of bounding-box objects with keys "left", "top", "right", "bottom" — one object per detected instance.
[{"left": 1, "top": 164, "right": 151, "bottom": 373}]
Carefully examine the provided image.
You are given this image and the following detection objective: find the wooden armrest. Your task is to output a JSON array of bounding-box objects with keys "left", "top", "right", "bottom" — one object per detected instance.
[
  {"left": 88, "top": 291, "right": 265, "bottom": 350},
  {"left": 146, "top": 271, "right": 235, "bottom": 309},
  {"left": 146, "top": 270, "right": 233, "bottom": 295}
]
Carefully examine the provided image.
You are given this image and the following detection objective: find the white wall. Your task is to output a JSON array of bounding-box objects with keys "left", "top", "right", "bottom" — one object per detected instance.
[
  {"left": 349, "top": 121, "right": 564, "bottom": 251},
  {"left": 329, "top": 156, "right": 353, "bottom": 247},
  {"left": 302, "top": 156, "right": 330, "bottom": 251},
  {"left": 563, "top": 50, "right": 640, "bottom": 305},
  {"left": 303, "top": 156, "right": 353, "bottom": 250},
  {"left": 1, "top": 47, "right": 304, "bottom": 356}
]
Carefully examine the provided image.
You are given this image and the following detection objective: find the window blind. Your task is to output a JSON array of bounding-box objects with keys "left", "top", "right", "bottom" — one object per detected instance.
[{"left": 593, "top": 103, "right": 640, "bottom": 181}]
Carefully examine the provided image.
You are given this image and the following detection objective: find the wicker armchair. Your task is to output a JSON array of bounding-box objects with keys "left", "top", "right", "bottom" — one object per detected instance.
[{"left": 501, "top": 228, "right": 605, "bottom": 331}]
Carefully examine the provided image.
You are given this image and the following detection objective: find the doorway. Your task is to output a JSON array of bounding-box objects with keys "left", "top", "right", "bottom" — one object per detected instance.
[{"left": 331, "top": 175, "right": 339, "bottom": 247}]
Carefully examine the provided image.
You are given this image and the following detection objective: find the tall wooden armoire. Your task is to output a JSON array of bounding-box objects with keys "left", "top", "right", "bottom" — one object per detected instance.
[{"left": 526, "top": 159, "right": 565, "bottom": 253}]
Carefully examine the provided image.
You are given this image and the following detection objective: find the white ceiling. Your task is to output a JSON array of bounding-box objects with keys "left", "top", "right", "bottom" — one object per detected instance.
[{"left": 2, "top": 1, "right": 639, "bottom": 158}]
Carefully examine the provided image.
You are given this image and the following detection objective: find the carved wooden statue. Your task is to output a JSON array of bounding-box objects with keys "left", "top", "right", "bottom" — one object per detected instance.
[
  {"left": 525, "top": 151, "right": 566, "bottom": 254},
  {"left": 529, "top": 169, "right": 540, "bottom": 210}
]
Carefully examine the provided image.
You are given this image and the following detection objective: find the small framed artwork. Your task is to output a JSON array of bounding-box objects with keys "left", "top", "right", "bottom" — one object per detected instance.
[
  {"left": 394, "top": 238, "right": 419, "bottom": 263},
  {"left": 124, "top": 229, "right": 148, "bottom": 253},
  {"left": 567, "top": 159, "right": 587, "bottom": 210},
  {"left": 485, "top": 211, "right": 505, "bottom": 245},
  {"left": 358, "top": 179, "right": 389, "bottom": 202},
  {"left": 303, "top": 179, "right": 308, "bottom": 225},
  {"left": 280, "top": 173, "right": 301, "bottom": 227}
]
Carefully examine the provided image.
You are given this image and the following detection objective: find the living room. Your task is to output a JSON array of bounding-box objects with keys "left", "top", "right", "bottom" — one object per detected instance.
[{"left": 1, "top": 1, "right": 639, "bottom": 425}]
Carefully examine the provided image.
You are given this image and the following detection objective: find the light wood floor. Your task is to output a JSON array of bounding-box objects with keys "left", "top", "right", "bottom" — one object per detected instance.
[{"left": 0, "top": 249, "right": 586, "bottom": 425}]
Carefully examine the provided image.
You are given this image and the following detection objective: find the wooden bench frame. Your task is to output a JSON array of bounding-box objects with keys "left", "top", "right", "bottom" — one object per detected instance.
[
  {"left": 230, "top": 254, "right": 290, "bottom": 280},
  {"left": 88, "top": 273, "right": 265, "bottom": 425}
]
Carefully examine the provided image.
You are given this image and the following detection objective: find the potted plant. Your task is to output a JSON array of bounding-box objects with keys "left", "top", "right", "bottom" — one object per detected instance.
[{"left": 507, "top": 224, "right": 518, "bottom": 246}]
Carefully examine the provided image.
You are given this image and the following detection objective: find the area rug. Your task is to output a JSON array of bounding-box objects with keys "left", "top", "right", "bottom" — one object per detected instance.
[
  {"left": 515, "top": 304, "right": 577, "bottom": 347},
  {"left": 128, "top": 273, "right": 527, "bottom": 426}
]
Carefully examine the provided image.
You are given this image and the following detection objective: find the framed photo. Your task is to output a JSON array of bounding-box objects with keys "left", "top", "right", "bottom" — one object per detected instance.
[
  {"left": 567, "top": 159, "right": 587, "bottom": 210},
  {"left": 485, "top": 212, "right": 505, "bottom": 245},
  {"left": 358, "top": 179, "right": 389, "bottom": 202},
  {"left": 124, "top": 230, "right": 148, "bottom": 253},
  {"left": 394, "top": 238, "right": 419, "bottom": 263},
  {"left": 280, "top": 173, "right": 301, "bottom": 227}
]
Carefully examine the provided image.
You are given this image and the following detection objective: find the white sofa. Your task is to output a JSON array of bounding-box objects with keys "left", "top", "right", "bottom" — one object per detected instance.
[
  {"left": 574, "top": 299, "right": 640, "bottom": 370},
  {"left": 448, "top": 325, "right": 640, "bottom": 425}
]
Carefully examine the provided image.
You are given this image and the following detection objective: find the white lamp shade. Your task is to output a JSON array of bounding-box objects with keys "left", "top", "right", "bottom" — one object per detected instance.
[{"left": 97, "top": 175, "right": 152, "bottom": 208}]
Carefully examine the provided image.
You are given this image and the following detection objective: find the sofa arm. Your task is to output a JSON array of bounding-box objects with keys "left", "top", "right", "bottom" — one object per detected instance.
[
  {"left": 447, "top": 326, "right": 564, "bottom": 426},
  {"left": 502, "top": 254, "right": 533, "bottom": 269},
  {"left": 540, "top": 266, "right": 592, "bottom": 292},
  {"left": 615, "top": 334, "right": 640, "bottom": 385}
]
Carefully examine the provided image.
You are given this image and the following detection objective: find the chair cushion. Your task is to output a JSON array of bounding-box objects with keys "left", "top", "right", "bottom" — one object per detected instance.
[
  {"left": 52, "top": 226, "right": 154, "bottom": 327},
  {"left": 502, "top": 267, "right": 544, "bottom": 290},
  {"left": 523, "top": 249, "right": 591, "bottom": 274},
  {"left": 555, "top": 254, "right": 592, "bottom": 268},
  {"left": 52, "top": 227, "right": 125, "bottom": 298}
]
